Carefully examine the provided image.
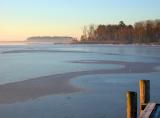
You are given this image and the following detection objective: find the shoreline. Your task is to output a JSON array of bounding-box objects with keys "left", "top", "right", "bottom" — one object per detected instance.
[
  {"left": 0, "top": 41, "right": 160, "bottom": 46},
  {"left": 72, "top": 41, "right": 160, "bottom": 46}
]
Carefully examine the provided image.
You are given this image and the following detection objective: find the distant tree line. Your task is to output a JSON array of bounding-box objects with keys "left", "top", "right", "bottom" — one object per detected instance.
[{"left": 80, "top": 19, "right": 160, "bottom": 44}]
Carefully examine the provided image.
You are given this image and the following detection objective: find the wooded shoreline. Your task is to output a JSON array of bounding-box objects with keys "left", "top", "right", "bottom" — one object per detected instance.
[{"left": 80, "top": 19, "right": 160, "bottom": 45}]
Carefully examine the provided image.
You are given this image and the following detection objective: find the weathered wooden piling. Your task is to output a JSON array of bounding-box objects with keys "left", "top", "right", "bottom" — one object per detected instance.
[
  {"left": 140, "top": 80, "right": 150, "bottom": 114},
  {"left": 127, "top": 91, "right": 137, "bottom": 118}
]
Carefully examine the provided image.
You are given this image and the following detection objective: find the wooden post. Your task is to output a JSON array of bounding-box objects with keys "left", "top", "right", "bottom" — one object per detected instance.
[
  {"left": 127, "top": 91, "right": 137, "bottom": 118},
  {"left": 140, "top": 80, "right": 150, "bottom": 114}
]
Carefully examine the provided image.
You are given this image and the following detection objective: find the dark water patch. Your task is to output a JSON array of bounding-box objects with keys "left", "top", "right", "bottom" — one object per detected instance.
[{"left": 1, "top": 49, "right": 92, "bottom": 54}]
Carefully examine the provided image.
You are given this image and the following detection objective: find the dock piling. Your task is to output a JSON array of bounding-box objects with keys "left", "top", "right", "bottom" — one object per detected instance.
[
  {"left": 139, "top": 80, "right": 150, "bottom": 114},
  {"left": 127, "top": 91, "right": 137, "bottom": 118}
]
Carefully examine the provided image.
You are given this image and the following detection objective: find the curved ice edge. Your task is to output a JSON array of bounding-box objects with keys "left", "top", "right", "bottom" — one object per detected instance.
[{"left": 0, "top": 60, "right": 159, "bottom": 104}]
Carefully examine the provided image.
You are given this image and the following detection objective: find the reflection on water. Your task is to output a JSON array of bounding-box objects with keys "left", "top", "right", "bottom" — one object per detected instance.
[{"left": 0, "top": 44, "right": 160, "bottom": 118}]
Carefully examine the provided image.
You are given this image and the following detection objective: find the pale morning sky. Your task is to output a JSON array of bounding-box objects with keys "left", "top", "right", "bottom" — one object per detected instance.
[{"left": 0, "top": 0, "right": 160, "bottom": 41}]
